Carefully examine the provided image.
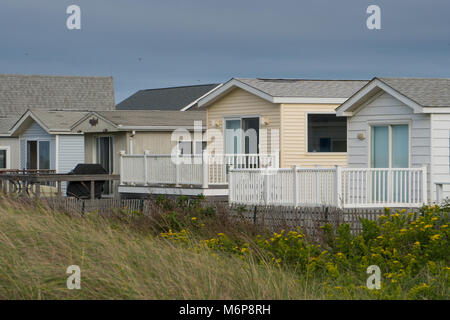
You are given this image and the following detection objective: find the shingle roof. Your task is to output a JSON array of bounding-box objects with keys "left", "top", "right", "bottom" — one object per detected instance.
[
  {"left": 28, "top": 110, "right": 90, "bottom": 131},
  {"left": 236, "top": 78, "right": 369, "bottom": 98},
  {"left": 116, "top": 84, "right": 220, "bottom": 111},
  {"left": 0, "top": 74, "right": 114, "bottom": 134},
  {"left": 378, "top": 78, "right": 450, "bottom": 107},
  {"left": 96, "top": 110, "right": 206, "bottom": 128}
]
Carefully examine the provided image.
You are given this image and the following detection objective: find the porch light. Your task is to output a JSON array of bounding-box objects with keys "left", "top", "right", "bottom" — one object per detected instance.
[
  {"left": 357, "top": 133, "right": 365, "bottom": 141},
  {"left": 260, "top": 116, "right": 270, "bottom": 126}
]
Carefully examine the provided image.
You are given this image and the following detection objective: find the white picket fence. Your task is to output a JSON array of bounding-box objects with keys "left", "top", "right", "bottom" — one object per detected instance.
[
  {"left": 120, "top": 152, "right": 279, "bottom": 187},
  {"left": 229, "top": 166, "right": 428, "bottom": 208}
]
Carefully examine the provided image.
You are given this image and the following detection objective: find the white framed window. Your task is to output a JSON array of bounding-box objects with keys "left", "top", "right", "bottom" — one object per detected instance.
[
  {"left": 26, "top": 140, "right": 50, "bottom": 170},
  {"left": 370, "top": 124, "right": 409, "bottom": 168},
  {"left": 0, "top": 146, "right": 10, "bottom": 169},
  {"left": 306, "top": 113, "right": 347, "bottom": 153},
  {"left": 224, "top": 116, "right": 259, "bottom": 155}
]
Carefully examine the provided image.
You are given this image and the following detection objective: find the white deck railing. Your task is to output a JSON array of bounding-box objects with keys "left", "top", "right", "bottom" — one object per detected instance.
[
  {"left": 229, "top": 166, "right": 428, "bottom": 208},
  {"left": 120, "top": 152, "right": 279, "bottom": 187}
]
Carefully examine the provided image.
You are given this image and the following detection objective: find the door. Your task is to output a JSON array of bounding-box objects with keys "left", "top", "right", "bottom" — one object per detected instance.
[
  {"left": 96, "top": 137, "right": 113, "bottom": 194},
  {"left": 371, "top": 125, "right": 409, "bottom": 202}
]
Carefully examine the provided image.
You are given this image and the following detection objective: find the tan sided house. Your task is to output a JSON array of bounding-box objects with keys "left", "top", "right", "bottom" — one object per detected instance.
[{"left": 197, "top": 78, "right": 368, "bottom": 168}]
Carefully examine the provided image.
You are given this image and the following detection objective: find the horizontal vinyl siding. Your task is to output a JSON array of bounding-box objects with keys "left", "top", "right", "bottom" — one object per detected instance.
[
  {"left": 431, "top": 113, "right": 450, "bottom": 201},
  {"left": 347, "top": 92, "right": 432, "bottom": 201},
  {"left": 132, "top": 132, "right": 177, "bottom": 154},
  {"left": 347, "top": 92, "right": 431, "bottom": 168},
  {"left": 206, "top": 88, "right": 280, "bottom": 156},
  {"left": 280, "top": 104, "right": 347, "bottom": 168},
  {"left": 58, "top": 135, "right": 85, "bottom": 173},
  {"left": 0, "top": 138, "right": 19, "bottom": 169}
]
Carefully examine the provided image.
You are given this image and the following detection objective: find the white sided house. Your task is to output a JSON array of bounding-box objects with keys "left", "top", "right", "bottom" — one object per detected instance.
[{"left": 336, "top": 77, "right": 450, "bottom": 204}]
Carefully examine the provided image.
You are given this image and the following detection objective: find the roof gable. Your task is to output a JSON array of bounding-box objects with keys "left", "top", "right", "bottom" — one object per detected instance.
[
  {"left": 198, "top": 78, "right": 368, "bottom": 107},
  {"left": 336, "top": 77, "right": 450, "bottom": 116}
]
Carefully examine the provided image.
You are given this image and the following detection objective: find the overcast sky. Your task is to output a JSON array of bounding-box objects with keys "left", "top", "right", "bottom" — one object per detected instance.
[{"left": 0, "top": 0, "right": 449, "bottom": 104}]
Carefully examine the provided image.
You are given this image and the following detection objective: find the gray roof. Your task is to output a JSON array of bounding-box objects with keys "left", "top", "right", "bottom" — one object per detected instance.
[
  {"left": 27, "top": 110, "right": 89, "bottom": 131},
  {"left": 0, "top": 74, "right": 114, "bottom": 134},
  {"left": 96, "top": 110, "right": 206, "bottom": 128},
  {"left": 236, "top": 78, "right": 369, "bottom": 98},
  {"left": 116, "top": 84, "right": 220, "bottom": 111},
  {"left": 378, "top": 77, "right": 450, "bottom": 107}
]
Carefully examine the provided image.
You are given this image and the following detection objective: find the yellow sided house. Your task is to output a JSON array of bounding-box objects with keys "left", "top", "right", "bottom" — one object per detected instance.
[{"left": 197, "top": 78, "right": 368, "bottom": 168}]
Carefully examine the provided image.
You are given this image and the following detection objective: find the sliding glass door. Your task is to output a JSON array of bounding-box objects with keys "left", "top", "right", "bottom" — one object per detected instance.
[
  {"left": 371, "top": 124, "right": 409, "bottom": 202},
  {"left": 26, "top": 140, "right": 50, "bottom": 170}
]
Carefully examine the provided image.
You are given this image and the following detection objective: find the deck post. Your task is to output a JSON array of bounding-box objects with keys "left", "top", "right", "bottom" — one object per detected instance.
[
  {"left": 293, "top": 165, "right": 298, "bottom": 207},
  {"left": 143, "top": 150, "right": 149, "bottom": 186},
  {"left": 57, "top": 181, "right": 62, "bottom": 198},
  {"left": 119, "top": 151, "right": 125, "bottom": 185},
  {"left": 422, "top": 166, "right": 428, "bottom": 204},
  {"left": 202, "top": 150, "right": 208, "bottom": 189},
  {"left": 35, "top": 182, "right": 41, "bottom": 198},
  {"left": 175, "top": 151, "right": 180, "bottom": 187},
  {"left": 263, "top": 170, "right": 269, "bottom": 206},
  {"left": 90, "top": 180, "right": 95, "bottom": 200},
  {"left": 228, "top": 165, "right": 233, "bottom": 203},
  {"left": 335, "top": 166, "right": 343, "bottom": 208}
]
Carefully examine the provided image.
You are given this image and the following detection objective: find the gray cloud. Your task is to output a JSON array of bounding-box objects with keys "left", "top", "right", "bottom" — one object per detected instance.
[{"left": 0, "top": 0, "right": 449, "bottom": 103}]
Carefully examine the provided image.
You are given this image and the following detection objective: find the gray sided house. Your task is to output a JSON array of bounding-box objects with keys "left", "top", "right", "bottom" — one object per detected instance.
[
  {"left": 337, "top": 77, "right": 450, "bottom": 203},
  {"left": 8, "top": 109, "right": 206, "bottom": 195},
  {"left": 0, "top": 74, "right": 114, "bottom": 171}
]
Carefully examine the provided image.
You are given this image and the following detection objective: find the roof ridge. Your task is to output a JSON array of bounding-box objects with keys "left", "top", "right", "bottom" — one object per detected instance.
[
  {"left": 0, "top": 73, "right": 113, "bottom": 79},
  {"left": 238, "top": 78, "right": 369, "bottom": 82}
]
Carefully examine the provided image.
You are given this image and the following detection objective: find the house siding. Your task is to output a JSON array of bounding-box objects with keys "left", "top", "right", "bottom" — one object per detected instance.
[
  {"left": 347, "top": 92, "right": 432, "bottom": 200},
  {"left": 19, "top": 121, "right": 56, "bottom": 170},
  {"left": 131, "top": 131, "right": 177, "bottom": 154},
  {"left": 58, "top": 135, "right": 85, "bottom": 173},
  {"left": 431, "top": 113, "right": 450, "bottom": 201},
  {"left": 0, "top": 137, "right": 20, "bottom": 169},
  {"left": 280, "top": 103, "right": 347, "bottom": 168},
  {"left": 206, "top": 88, "right": 280, "bottom": 157}
]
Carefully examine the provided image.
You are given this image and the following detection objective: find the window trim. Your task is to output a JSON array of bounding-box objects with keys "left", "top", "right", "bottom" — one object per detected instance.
[
  {"left": 305, "top": 112, "right": 347, "bottom": 154},
  {"left": 0, "top": 146, "right": 10, "bottom": 169}
]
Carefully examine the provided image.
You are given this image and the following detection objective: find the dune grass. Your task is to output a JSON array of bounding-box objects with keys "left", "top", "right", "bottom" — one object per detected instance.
[
  {"left": 0, "top": 196, "right": 318, "bottom": 299},
  {"left": 0, "top": 196, "right": 447, "bottom": 300}
]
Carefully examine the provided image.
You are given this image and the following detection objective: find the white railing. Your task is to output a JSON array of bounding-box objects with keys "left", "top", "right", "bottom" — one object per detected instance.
[
  {"left": 229, "top": 166, "right": 337, "bottom": 206},
  {"left": 208, "top": 153, "right": 279, "bottom": 184},
  {"left": 120, "top": 152, "right": 279, "bottom": 187},
  {"left": 229, "top": 166, "right": 428, "bottom": 208},
  {"left": 340, "top": 167, "right": 427, "bottom": 208}
]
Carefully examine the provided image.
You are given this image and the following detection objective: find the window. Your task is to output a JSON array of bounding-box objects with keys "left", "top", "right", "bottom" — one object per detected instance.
[
  {"left": 0, "top": 149, "right": 7, "bottom": 169},
  {"left": 26, "top": 140, "right": 50, "bottom": 170},
  {"left": 371, "top": 124, "right": 409, "bottom": 168},
  {"left": 224, "top": 117, "right": 259, "bottom": 155},
  {"left": 178, "top": 141, "right": 207, "bottom": 155},
  {"left": 307, "top": 114, "right": 347, "bottom": 152}
]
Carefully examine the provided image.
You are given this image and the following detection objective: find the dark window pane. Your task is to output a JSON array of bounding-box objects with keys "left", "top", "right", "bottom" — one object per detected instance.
[
  {"left": 307, "top": 114, "right": 347, "bottom": 152},
  {"left": 0, "top": 150, "right": 6, "bottom": 169},
  {"left": 39, "top": 141, "right": 50, "bottom": 169}
]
